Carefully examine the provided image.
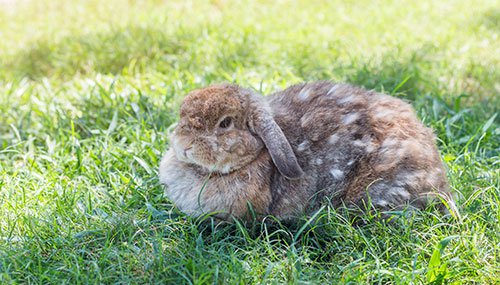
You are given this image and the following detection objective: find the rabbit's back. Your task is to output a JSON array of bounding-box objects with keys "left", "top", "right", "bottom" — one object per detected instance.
[{"left": 266, "top": 81, "right": 451, "bottom": 214}]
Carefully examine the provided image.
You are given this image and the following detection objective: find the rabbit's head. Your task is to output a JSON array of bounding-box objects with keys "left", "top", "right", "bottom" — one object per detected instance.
[{"left": 171, "top": 84, "right": 304, "bottom": 179}]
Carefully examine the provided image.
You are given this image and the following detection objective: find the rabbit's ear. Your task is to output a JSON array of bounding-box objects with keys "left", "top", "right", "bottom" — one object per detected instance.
[{"left": 246, "top": 95, "right": 304, "bottom": 180}]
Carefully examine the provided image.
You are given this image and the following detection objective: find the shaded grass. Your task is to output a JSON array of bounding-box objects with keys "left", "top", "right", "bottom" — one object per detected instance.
[{"left": 0, "top": 0, "right": 499, "bottom": 284}]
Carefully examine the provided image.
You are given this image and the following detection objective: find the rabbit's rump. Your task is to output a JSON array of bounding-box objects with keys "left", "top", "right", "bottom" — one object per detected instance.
[{"left": 266, "top": 82, "right": 451, "bottom": 215}]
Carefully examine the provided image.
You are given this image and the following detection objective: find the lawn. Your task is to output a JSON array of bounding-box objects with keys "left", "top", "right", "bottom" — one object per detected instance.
[{"left": 0, "top": 0, "right": 499, "bottom": 283}]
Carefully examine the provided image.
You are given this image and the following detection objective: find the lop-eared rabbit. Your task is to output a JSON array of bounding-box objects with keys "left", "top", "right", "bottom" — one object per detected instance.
[{"left": 159, "top": 81, "right": 456, "bottom": 221}]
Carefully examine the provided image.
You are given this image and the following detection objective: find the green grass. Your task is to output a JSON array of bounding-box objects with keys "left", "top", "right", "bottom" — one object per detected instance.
[{"left": 0, "top": 0, "right": 499, "bottom": 283}]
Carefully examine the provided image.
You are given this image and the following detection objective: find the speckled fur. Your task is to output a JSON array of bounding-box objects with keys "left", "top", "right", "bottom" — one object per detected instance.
[{"left": 159, "top": 81, "right": 456, "bottom": 220}]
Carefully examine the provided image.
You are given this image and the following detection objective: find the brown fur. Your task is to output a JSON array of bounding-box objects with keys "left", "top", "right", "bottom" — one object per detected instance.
[{"left": 159, "top": 81, "right": 456, "bottom": 221}]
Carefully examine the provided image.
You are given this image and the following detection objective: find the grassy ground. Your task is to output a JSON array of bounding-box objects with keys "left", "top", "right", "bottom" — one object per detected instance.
[{"left": 0, "top": 0, "right": 498, "bottom": 283}]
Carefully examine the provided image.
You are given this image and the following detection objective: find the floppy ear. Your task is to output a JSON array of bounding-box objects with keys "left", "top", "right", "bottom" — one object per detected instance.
[{"left": 245, "top": 92, "right": 304, "bottom": 179}]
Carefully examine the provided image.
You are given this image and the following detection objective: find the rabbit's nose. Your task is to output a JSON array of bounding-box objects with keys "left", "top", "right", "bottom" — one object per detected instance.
[{"left": 183, "top": 146, "right": 193, "bottom": 157}]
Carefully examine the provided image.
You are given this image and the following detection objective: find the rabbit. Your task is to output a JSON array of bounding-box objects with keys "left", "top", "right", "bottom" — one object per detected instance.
[{"left": 159, "top": 81, "right": 457, "bottom": 221}]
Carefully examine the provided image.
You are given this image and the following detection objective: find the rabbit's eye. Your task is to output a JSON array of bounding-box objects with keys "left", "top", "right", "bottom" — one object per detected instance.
[{"left": 219, "top": 117, "right": 233, "bottom": 129}]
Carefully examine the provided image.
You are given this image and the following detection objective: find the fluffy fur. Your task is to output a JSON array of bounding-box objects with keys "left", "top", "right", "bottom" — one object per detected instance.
[{"left": 159, "top": 81, "right": 456, "bottom": 220}]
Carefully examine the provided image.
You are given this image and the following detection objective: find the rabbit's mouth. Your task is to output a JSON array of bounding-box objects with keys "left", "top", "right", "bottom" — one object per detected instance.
[
  {"left": 172, "top": 142, "right": 196, "bottom": 164},
  {"left": 172, "top": 140, "right": 235, "bottom": 174},
  {"left": 172, "top": 130, "right": 265, "bottom": 175}
]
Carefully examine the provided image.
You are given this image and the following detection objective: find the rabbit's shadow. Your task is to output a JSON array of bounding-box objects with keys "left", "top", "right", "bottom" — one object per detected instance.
[{"left": 178, "top": 204, "right": 455, "bottom": 264}]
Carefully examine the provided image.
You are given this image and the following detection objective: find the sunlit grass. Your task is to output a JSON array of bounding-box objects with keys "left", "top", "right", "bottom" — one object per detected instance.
[{"left": 0, "top": 0, "right": 498, "bottom": 283}]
